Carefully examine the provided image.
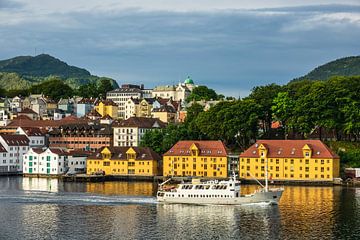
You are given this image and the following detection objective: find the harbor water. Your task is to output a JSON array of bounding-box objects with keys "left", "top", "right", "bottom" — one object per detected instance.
[{"left": 0, "top": 177, "right": 359, "bottom": 239}]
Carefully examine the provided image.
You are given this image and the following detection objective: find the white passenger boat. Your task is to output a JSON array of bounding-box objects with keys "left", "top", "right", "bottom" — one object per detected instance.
[{"left": 157, "top": 173, "right": 284, "bottom": 205}]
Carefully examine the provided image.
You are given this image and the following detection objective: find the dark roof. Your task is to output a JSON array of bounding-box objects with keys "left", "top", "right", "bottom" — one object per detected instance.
[
  {"left": 19, "top": 108, "right": 38, "bottom": 114},
  {"left": 78, "top": 98, "right": 96, "bottom": 104},
  {"left": 113, "top": 117, "right": 166, "bottom": 128},
  {"left": 107, "top": 88, "right": 142, "bottom": 94},
  {"left": 20, "top": 127, "right": 45, "bottom": 136},
  {"left": 0, "top": 143, "right": 7, "bottom": 153},
  {"left": 89, "top": 146, "right": 161, "bottom": 161},
  {"left": 95, "top": 99, "right": 118, "bottom": 106},
  {"left": 240, "top": 140, "right": 339, "bottom": 159},
  {"left": 0, "top": 134, "right": 30, "bottom": 146},
  {"left": 164, "top": 140, "right": 227, "bottom": 156},
  {"left": 152, "top": 105, "right": 176, "bottom": 113}
]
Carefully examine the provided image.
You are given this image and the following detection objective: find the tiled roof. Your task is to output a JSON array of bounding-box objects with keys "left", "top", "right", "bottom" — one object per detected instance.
[
  {"left": 89, "top": 146, "right": 161, "bottom": 161},
  {"left": 0, "top": 142, "right": 7, "bottom": 153},
  {"left": 113, "top": 117, "right": 166, "bottom": 128},
  {"left": 95, "top": 99, "right": 118, "bottom": 106},
  {"left": 7, "top": 116, "right": 90, "bottom": 129},
  {"left": 78, "top": 98, "right": 96, "bottom": 104},
  {"left": 19, "top": 108, "right": 37, "bottom": 114},
  {"left": 21, "top": 127, "right": 45, "bottom": 136},
  {"left": 163, "top": 140, "right": 228, "bottom": 156},
  {"left": 240, "top": 140, "right": 339, "bottom": 159},
  {"left": 107, "top": 88, "right": 142, "bottom": 94},
  {"left": 48, "top": 148, "right": 68, "bottom": 155},
  {"left": 29, "top": 148, "right": 44, "bottom": 154},
  {"left": 152, "top": 105, "right": 176, "bottom": 113},
  {"left": 0, "top": 134, "right": 30, "bottom": 146}
]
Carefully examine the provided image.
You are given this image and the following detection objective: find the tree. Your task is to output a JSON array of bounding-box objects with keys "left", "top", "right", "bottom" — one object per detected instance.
[
  {"left": 29, "top": 77, "right": 74, "bottom": 100},
  {"left": 77, "top": 82, "right": 98, "bottom": 98},
  {"left": 247, "top": 83, "right": 282, "bottom": 137},
  {"left": 186, "top": 86, "right": 219, "bottom": 101},
  {"left": 272, "top": 92, "right": 295, "bottom": 139},
  {"left": 97, "top": 78, "right": 114, "bottom": 97}
]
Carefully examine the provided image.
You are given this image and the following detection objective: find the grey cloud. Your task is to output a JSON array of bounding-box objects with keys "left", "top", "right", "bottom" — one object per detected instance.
[{"left": 0, "top": 5, "right": 359, "bottom": 96}]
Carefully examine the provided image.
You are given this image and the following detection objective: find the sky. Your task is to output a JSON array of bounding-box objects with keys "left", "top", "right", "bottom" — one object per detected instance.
[{"left": 0, "top": 1, "right": 359, "bottom": 97}]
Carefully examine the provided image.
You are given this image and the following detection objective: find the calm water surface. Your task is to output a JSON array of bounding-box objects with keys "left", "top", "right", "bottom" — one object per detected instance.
[{"left": 0, "top": 177, "right": 359, "bottom": 240}]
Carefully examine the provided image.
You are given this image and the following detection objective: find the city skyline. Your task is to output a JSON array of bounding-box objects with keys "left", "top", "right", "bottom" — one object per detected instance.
[{"left": 0, "top": 0, "right": 359, "bottom": 97}]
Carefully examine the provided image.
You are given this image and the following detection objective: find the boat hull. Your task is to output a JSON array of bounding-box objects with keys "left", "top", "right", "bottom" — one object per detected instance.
[{"left": 157, "top": 189, "right": 283, "bottom": 205}]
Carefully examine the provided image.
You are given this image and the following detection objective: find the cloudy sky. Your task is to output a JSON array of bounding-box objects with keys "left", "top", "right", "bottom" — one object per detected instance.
[{"left": 0, "top": 0, "right": 359, "bottom": 97}]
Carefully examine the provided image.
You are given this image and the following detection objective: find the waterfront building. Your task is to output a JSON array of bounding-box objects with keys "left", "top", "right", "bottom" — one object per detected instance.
[
  {"left": 95, "top": 99, "right": 118, "bottom": 119},
  {"left": 0, "top": 134, "right": 30, "bottom": 173},
  {"left": 163, "top": 140, "right": 228, "bottom": 178},
  {"left": 23, "top": 148, "right": 68, "bottom": 175},
  {"left": 112, "top": 117, "right": 166, "bottom": 147},
  {"left": 67, "top": 150, "right": 91, "bottom": 174},
  {"left": 106, "top": 84, "right": 145, "bottom": 119},
  {"left": 86, "top": 146, "right": 161, "bottom": 176},
  {"left": 15, "top": 127, "right": 46, "bottom": 148},
  {"left": 239, "top": 140, "right": 340, "bottom": 182},
  {"left": 48, "top": 122, "right": 112, "bottom": 151}
]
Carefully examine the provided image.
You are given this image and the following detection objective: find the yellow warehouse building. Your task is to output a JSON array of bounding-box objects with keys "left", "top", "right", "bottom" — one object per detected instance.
[
  {"left": 87, "top": 146, "right": 161, "bottom": 176},
  {"left": 163, "top": 140, "right": 228, "bottom": 178},
  {"left": 239, "top": 140, "right": 340, "bottom": 182}
]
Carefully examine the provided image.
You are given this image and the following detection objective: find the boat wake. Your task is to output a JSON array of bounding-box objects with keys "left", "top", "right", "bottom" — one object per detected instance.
[{"left": 0, "top": 191, "right": 157, "bottom": 206}]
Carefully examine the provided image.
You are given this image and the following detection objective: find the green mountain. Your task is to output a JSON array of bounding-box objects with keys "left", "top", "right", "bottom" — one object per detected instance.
[
  {"left": 0, "top": 54, "right": 119, "bottom": 90},
  {"left": 295, "top": 56, "right": 360, "bottom": 81}
]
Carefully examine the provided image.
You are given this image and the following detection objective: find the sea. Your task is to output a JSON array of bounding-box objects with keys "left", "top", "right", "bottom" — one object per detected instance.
[{"left": 0, "top": 177, "right": 359, "bottom": 240}]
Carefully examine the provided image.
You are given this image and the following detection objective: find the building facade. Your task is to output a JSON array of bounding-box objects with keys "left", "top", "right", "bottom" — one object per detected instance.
[
  {"left": 112, "top": 117, "right": 166, "bottom": 147},
  {"left": 23, "top": 148, "right": 68, "bottom": 175},
  {"left": 239, "top": 140, "right": 340, "bottom": 182},
  {"left": 163, "top": 140, "right": 228, "bottom": 178},
  {"left": 106, "top": 84, "right": 144, "bottom": 119},
  {"left": 95, "top": 99, "right": 118, "bottom": 119},
  {"left": 0, "top": 134, "right": 30, "bottom": 173},
  {"left": 86, "top": 146, "right": 161, "bottom": 176}
]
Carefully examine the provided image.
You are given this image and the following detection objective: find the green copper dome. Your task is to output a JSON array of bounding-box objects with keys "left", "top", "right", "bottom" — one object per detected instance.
[{"left": 184, "top": 76, "right": 194, "bottom": 84}]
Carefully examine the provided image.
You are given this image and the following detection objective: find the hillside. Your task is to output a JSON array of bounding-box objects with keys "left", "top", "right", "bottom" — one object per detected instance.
[
  {"left": 0, "top": 54, "right": 119, "bottom": 90},
  {"left": 295, "top": 56, "right": 360, "bottom": 81}
]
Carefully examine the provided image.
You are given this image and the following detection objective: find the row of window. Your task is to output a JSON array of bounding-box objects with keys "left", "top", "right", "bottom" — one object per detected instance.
[
  {"left": 241, "top": 173, "right": 331, "bottom": 179},
  {"left": 168, "top": 171, "right": 222, "bottom": 177},
  {"left": 50, "top": 141, "right": 109, "bottom": 144},
  {"left": 165, "top": 194, "right": 232, "bottom": 198},
  {"left": 241, "top": 165, "right": 331, "bottom": 172},
  {"left": 242, "top": 158, "right": 331, "bottom": 164}
]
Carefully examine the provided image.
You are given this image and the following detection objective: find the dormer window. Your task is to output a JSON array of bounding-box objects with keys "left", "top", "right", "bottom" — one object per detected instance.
[{"left": 305, "top": 152, "right": 310, "bottom": 157}]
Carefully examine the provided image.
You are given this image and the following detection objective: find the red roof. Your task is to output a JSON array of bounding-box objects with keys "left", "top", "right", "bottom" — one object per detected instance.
[
  {"left": 0, "top": 134, "right": 30, "bottom": 146},
  {"left": 240, "top": 140, "right": 339, "bottom": 159},
  {"left": 19, "top": 108, "right": 38, "bottom": 114},
  {"left": 164, "top": 140, "right": 227, "bottom": 156},
  {"left": 21, "top": 127, "right": 45, "bottom": 136},
  {"left": 0, "top": 143, "right": 7, "bottom": 153}
]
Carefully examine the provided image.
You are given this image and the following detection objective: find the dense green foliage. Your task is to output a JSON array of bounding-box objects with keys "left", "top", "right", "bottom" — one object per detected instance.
[
  {"left": 0, "top": 54, "right": 119, "bottom": 91},
  {"left": 327, "top": 141, "right": 360, "bottom": 169},
  {"left": 29, "top": 78, "right": 74, "bottom": 100},
  {"left": 186, "top": 86, "right": 220, "bottom": 101},
  {"left": 294, "top": 56, "right": 360, "bottom": 81},
  {"left": 76, "top": 79, "right": 115, "bottom": 98}
]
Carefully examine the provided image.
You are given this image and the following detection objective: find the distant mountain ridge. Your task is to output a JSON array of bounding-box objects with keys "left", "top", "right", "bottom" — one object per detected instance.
[
  {"left": 295, "top": 56, "right": 360, "bottom": 81},
  {"left": 0, "top": 54, "right": 119, "bottom": 90}
]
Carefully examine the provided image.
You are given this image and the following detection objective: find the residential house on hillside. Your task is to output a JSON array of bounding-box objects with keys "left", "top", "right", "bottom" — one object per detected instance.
[
  {"left": 152, "top": 105, "right": 176, "bottom": 123},
  {"left": 58, "top": 98, "right": 74, "bottom": 114},
  {"left": 124, "top": 98, "right": 156, "bottom": 119},
  {"left": 86, "top": 146, "right": 161, "bottom": 176},
  {"left": 112, "top": 117, "right": 166, "bottom": 147},
  {"left": 31, "top": 97, "right": 47, "bottom": 117},
  {"left": 95, "top": 99, "right": 118, "bottom": 119},
  {"left": 76, "top": 98, "right": 96, "bottom": 117},
  {"left": 106, "top": 84, "right": 144, "bottom": 119},
  {"left": 163, "top": 140, "right": 228, "bottom": 178},
  {"left": 17, "top": 108, "right": 39, "bottom": 120},
  {"left": 239, "top": 140, "right": 340, "bottom": 182},
  {"left": 0, "top": 134, "right": 30, "bottom": 173},
  {"left": 10, "top": 96, "right": 22, "bottom": 113}
]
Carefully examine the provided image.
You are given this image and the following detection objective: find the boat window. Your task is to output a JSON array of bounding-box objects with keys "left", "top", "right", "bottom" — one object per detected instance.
[{"left": 229, "top": 184, "right": 232, "bottom": 187}]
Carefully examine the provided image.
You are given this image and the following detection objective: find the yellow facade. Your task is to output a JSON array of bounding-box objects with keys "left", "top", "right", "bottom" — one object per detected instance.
[
  {"left": 163, "top": 143, "right": 228, "bottom": 178},
  {"left": 135, "top": 99, "right": 152, "bottom": 117},
  {"left": 87, "top": 147, "right": 159, "bottom": 176},
  {"left": 239, "top": 143, "right": 340, "bottom": 181},
  {"left": 152, "top": 111, "right": 175, "bottom": 123},
  {"left": 95, "top": 101, "right": 118, "bottom": 119}
]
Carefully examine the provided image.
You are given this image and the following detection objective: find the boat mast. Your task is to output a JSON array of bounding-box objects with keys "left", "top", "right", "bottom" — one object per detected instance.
[{"left": 265, "top": 157, "right": 268, "bottom": 192}]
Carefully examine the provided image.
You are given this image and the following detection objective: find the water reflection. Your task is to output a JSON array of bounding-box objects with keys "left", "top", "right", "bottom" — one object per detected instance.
[
  {"left": 22, "top": 177, "right": 60, "bottom": 193},
  {"left": 85, "top": 181, "right": 156, "bottom": 196}
]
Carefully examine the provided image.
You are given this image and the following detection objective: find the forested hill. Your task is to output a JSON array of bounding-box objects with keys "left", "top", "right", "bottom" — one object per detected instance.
[
  {"left": 0, "top": 54, "right": 90, "bottom": 78},
  {"left": 294, "top": 56, "right": 360, "bottom": 81},
  {"left": 0, "top": 54, "right": 119, "bottom": 90}
]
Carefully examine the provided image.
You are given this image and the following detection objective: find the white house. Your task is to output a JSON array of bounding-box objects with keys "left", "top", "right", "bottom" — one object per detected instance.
[
  {"left": 67, "top": 150, "right": 90, "bottom": 174},
  {"left": 0, "top": 134, "right": 30, "bottom": 173},
  {"left": 15, "top": 127, "right": 46, "bottom": 148},
  {"left": 23, "top": 148, "right": 68, "bottom": 175},
  {"left": 113, "top": 117, "right": 166, "bottom": 147}
]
